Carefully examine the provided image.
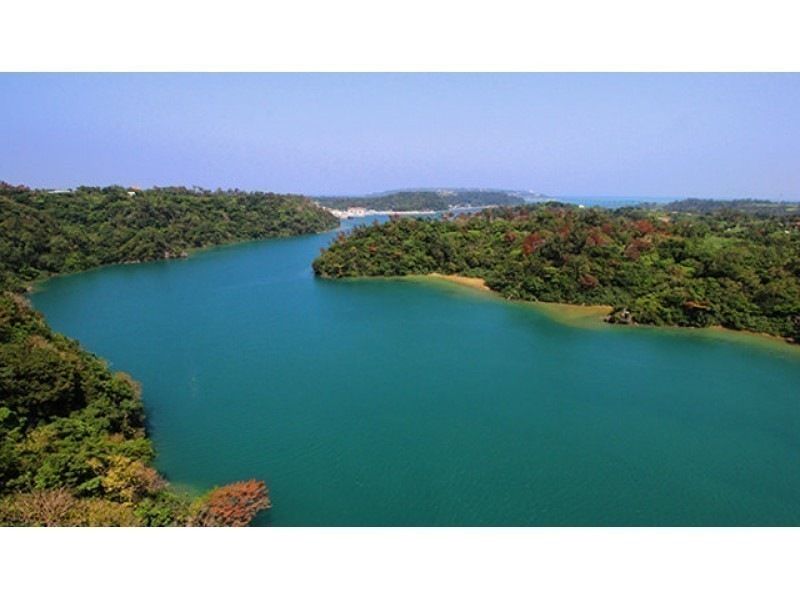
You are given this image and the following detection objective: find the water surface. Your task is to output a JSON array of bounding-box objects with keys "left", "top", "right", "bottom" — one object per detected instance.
[{"left": 32, "top": 218, "right": 800, "bottom": 525}]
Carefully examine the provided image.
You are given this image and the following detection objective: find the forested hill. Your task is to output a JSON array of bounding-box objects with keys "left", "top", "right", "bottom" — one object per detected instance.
[
  {"left": 1, "top": 182, "right": 335, "bottom": 526},
  {"left": 0, "top": 293, "right": 270, "bottom": 526},
  {"left": 313, "top": 202, "right": 800, "bottom": 341},
  {"left": 0, "top": 183, "right": 339, "bottom": 292},
  {"left": 655, "top": 198, "right": 800, "bottom": 217},
  {"left": 316, "top": 189, "right": 529, "bottom": 212}
]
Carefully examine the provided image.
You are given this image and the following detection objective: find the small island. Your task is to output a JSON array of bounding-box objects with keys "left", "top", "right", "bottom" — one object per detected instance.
[{"left": 313, "top": 200, "right": 800, "bottom": 342}]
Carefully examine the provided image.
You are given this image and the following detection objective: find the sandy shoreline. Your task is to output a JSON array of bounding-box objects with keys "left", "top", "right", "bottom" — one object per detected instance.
[
  {"left": 409, "top": 273, "right": 797, "bottom": 353},
  {"left": 418, "top": 273, "right": 612, "bottom": 326},
  {"left": 424, "top": 273, "right": 493, "bottom": 292}
]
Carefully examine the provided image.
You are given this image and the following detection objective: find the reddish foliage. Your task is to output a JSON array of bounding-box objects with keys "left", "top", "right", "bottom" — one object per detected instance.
[
  {"left": 584, "top": 227, "right": 609, "bottom": 248},
  {"left": 579, "top": 273, "right": 599, "bottom": 289},
  {"left": 624, "top": 237, "right": 652, "bottom": 260},
  {"left": 633, "top": 219, "right": 655, "bottom": 235},
  {"left": 522, "top": 232, "right": 545, "bottom": 255},
  {"left": 192, "top": 480, "right": 271, "bottom": 527},
  {"left": 505, "top": 231, "right": 517, "bottom": 243}
]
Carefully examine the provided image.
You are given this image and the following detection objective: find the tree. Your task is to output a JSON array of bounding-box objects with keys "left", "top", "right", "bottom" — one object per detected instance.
[
  {"left": 190, "top": 480, "right": 271, "bottom": 527},
  {"left": 98, "top": 455, "right": 165, "bottom": 503},
  {"left": 0, "top": 489, "right": 79, "bottom": 526},
  {"left": 313, "top": 202, "right": 800, "bottom": 339}
]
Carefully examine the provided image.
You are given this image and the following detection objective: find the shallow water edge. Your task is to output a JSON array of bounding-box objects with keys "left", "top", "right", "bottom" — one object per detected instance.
[{"left": 386, "top": 273, "right": 800, "bottom": 357}]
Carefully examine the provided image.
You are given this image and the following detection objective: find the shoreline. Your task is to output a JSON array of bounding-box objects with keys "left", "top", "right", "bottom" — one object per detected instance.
[
  {"left": 327, "top": 208, "right": 437, "bottom": 218},
  {"left": 324, "top": 204, "right": 506, "bottom": 219},
  {"left": 27, "top": 223, "right": 342, "bottom": 296},
  {"left": 415, "top": 273, "right": 613, "bottom": 328},
  {"left": 424, "top": 272, "right": 493, "bottom": 292},
  {"left": 407, "top": 273, "right": 798, "bottom": 354}
]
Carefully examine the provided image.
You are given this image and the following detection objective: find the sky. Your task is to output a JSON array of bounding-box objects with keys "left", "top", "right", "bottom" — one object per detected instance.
[{"left": 1, "top": 73, "right": 798, "bottom": 199}]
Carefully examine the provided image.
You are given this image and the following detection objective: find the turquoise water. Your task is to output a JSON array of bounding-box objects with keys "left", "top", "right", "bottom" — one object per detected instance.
[{"left": 31, "top": 219, "right": 800, "bottom": 526}]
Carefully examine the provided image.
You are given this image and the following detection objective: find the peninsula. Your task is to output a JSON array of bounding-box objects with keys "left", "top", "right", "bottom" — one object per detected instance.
[
  {"left": 313, "top": 200, "right": 800, "bottom": 342},
  {"left": 314, "top": 188, "right": 545, "bottom": 216}
]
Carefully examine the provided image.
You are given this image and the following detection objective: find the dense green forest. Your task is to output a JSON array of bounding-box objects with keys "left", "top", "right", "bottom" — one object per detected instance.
[
  {"left": 316, "top": 189, "right": 527, "bottom": 212},
  {"left": 313, "top": 202, "right": 800, "bottom": 340},
  {"left": 0, "top": 182, "right": 338, "bottom": 292},
  {"left": 0, "top": 183, "right": 336, "bottom": 525},
  {"left": 0, "top": 293, "right": 271, "bottom": 526},
  {"left": 654, "top": 198, "right": 800, "bottom": 217}
]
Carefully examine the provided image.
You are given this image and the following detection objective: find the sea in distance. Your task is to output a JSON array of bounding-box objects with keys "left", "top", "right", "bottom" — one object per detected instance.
[{"left": 31, "top": 208, "right": 800, "bottom": 526}]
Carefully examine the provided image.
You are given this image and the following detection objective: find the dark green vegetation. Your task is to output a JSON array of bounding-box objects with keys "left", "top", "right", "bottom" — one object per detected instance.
[
  {"left": 0, "top": 182, "right": 334, "bottom": 525},
  {"left": 654, "top": 198, "right": 800, "bottom": 217},
  {"left": 313, "top": 202, "right": 800, "bottom": 340},
  {"left": 0, "top": 182, "right": 339, "bottom": 292},
  {"left": 0, "top": 293, "right": 188, "bottom": 525},
  {"left": 316, "top": 189, "right": 527, "bottom": 212}
]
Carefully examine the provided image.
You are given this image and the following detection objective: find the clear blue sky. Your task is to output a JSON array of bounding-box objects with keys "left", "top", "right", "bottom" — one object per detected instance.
[{"left": 1, "top": 73, "right": 798, "bottom": 199}]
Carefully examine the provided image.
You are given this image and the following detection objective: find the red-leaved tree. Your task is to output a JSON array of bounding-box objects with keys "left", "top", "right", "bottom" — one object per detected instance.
[{"left": 190, "top": 480, "right": 271, "bottom": 527}]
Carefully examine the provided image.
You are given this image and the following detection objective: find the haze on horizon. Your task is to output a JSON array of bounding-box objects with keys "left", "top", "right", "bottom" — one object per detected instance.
[{"left": 1, "top": 73, "right": 799, "bottom": 200}]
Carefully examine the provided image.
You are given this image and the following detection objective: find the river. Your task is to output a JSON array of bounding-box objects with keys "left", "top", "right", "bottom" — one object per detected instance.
[{"left": 31, "top": 216, "right": 800, "bottom": 525}]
